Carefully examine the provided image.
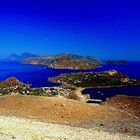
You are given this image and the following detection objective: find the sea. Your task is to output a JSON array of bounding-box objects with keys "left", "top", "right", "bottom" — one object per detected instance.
[{"left": 0, "top": 61, "right": 140, "bottom": 100}]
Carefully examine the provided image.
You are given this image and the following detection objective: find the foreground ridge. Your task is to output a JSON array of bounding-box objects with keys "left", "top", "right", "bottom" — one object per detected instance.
[{"left": 0, "top": 116, "right": 139, "bottom": 140}]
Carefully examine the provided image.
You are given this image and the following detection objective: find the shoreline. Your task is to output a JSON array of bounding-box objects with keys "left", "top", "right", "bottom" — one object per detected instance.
[
  {"left": 31, "top": 84, "right": 140, "bottom": 102},
  {"left": 24, "top": 82, "right": 140, "bottom": 90},
  {"left": 23, "top": 62, "right": 102, "bottom": 70},
  {"left": 82, "top": 83, "right": 140, "bottom": 90}
]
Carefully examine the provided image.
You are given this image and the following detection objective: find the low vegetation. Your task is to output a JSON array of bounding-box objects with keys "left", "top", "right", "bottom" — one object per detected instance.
[
  {"left": 0, "top": 77, "right": 59, "bottom": 97},
  {"left": 49, "top": 70, "right": 140, "bottom": 88}
]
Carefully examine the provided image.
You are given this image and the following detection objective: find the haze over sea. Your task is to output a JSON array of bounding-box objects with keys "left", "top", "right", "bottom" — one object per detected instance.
[{"left": 0, "top": 61, "right": 140, "bottom": 100}]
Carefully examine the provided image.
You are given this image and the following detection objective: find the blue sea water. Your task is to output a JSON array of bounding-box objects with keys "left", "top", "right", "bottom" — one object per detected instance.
[
  {"left": 83, "top": 62, "right": 140, "bottom": 100},
  {"left": 0, "top": 61, "right": 140, "bottom": 100}
]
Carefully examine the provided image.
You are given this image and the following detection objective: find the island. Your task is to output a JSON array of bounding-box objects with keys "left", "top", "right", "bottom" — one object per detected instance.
[
  {"left": 23, "top": 53, "right": 102, "bottom": 70},
  {"left": 7, "top": 52, "right": 39, "bottom": 61},
  {"left": 106, "top": 60, "right": 127, "bottom": 65},
  {"left": 49, "top": 70, "right": 140, "bottom": 88}
]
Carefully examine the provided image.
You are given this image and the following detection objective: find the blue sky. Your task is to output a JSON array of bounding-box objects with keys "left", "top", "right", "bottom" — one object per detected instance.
[{"left": 0, "top": 0, "right": 140, "bottom": 60}]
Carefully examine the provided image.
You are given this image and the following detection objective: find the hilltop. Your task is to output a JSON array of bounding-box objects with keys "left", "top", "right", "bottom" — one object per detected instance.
[
  {"left": 23, "top": 53, "right": 102, "bottom": 70},
  {"left": 0, "top": 77, "right": 29, "bottom": 95},
  {"left": 6, "top": 53, "right": 20, "bottom": 61}
]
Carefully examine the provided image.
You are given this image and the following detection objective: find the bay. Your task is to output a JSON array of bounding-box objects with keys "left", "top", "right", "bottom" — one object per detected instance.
[{"left": 0, "top": 61, "right": 140, "bottom": 100}]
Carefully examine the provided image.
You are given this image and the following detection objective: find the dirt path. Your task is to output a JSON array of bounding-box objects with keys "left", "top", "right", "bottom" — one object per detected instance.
[{"left": 0, "top": 116, "right": 139, "bottom": 140}]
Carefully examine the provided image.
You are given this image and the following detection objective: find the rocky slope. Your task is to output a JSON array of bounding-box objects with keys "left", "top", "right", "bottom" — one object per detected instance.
[
  {"left": 23, "top": 53, "right": 102, "bottom": 70},
  {"left": 104, "top": 95, "right": 140, "bottom": 118},
  {"left": 0, "top": 95, "right": 139, "bottom": 139}
]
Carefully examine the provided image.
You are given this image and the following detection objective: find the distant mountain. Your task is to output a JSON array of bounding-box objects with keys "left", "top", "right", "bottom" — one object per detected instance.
[
  {"left": 7, "top": 53, "right": 20, "bottom": 61},
  {"left": 106, "top": 60, "right": 127, "bottom": 65},
  {"left": 23, "top": 53, "right": 102, "bottom": 70},
  {"left": 20, "top": 52, "right": 39, "bottom": 60},
  {"left": 7, "top": 52, "right": 39, "bottom": 61}
]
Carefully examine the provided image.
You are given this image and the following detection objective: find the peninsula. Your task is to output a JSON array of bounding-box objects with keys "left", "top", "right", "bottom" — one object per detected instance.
[{"left": 49, "top": 70, "right": 140, "bottom": 88}]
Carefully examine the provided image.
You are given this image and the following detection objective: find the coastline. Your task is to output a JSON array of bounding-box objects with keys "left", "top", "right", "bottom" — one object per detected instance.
[
  {"left": 42, "top": 81, "right": 140, "bottom": 102},
  {"left": 25, "top": 63, "right": 102, "bottom": 70},
  {"left": 82, "top": 83, "right": 140, "bottom": 90}
]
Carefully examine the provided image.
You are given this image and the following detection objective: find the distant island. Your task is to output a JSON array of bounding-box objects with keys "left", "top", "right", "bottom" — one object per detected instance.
[
  {"left": 7, "top": 52, "right": 39, "bottom": 61},
  {"left": 23, "top": 53, "right": 102, "bottom": 70},
  {"left": 7, "top": 53, "right": 129, "bottom": 69},
  {"left": 106, "top": 60, "right": 127, "bottom": 65}
]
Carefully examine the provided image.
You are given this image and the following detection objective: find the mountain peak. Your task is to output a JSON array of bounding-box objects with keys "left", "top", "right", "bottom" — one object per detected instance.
[
  {"left": 20, "top": 52, "right": 38, "bottom": 59},
  {"left": 7, "top": 53, "right": 19, "bottom": 61},
  {"left": 7, "top": 52, "right": 39, "bottom": 61}
]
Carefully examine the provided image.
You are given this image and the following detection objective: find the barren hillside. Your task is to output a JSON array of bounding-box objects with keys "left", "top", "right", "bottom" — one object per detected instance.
[{"left": 0, "top": 95, "right": 139, "bottom": 139}]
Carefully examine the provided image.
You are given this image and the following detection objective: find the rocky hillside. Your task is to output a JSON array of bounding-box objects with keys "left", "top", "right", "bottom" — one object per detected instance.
[
  {"left": 0, "top": 95, "right": 139, "bottom": 139},
  {"left": 23, "top": 53, "right": 102, "bottom": 70},
  {"left": 0, "top": 77, "right": 29, "bottom": 95},
  {"left": 104, "top": 95, "right": 140, "bottom": 118},
  {"left": 0, "top": 77, "right": 23, "bottom": 87}
]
